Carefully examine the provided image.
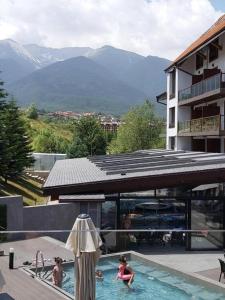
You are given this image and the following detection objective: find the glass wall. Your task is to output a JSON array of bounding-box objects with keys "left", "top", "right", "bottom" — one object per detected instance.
[
  {"left": 101, "top": 201, "right": 117, "bottom": 252},
  {"left": 119, "top": 197, "right": 186, "bottom": 250},
  {"left": 191, "top": 199, "right": 223, "bottom": 249}
]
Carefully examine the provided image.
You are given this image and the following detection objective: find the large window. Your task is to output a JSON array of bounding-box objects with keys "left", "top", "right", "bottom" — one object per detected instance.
[
  {"left": 169, "top": 107, "right": 175, "bottom": 128},
  {"left": 191, "top": 199, "right": 223, "bottom": 249},
  {"left": 209, "top": 39, "right": 219, "bottom": 62},
  {"left": 119, "top": 197, "right": 186, "bottom": 250},
  {"left": 169, "top": 136, "right": 175, "bottom": 150},
  {"left": 170, "top": 70, "right": 176, "bottom": 99},
  {"left": 196, "top": 53, "right": 204, "bottom": 70}
]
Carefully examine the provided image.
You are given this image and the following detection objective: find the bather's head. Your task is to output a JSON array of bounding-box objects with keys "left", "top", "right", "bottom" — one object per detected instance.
[{"left": 119, "top": 255, "right": 127, "bottom": 265}]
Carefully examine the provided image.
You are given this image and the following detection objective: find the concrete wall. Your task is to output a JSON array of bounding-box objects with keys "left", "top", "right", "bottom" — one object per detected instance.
[
  {"left": 23, "top": 201, "right": 102, "bottom": 242},
  {"left": 0, "top": 196, "right": 23, "bottom": 240},
  {"left": 0, "top": 196, "right": 102, "bottom": 242}
]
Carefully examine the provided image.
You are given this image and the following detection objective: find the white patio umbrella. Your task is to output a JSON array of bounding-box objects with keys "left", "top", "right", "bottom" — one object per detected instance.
[
  {"left": 65, "top": 214, "right": 102, "bottom": 300},
  {"left": 0, "top": 269, "right": 6, "bottom": 292}
]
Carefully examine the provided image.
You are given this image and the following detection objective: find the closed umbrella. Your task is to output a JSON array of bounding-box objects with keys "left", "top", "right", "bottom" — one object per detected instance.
[
  {"left": 65, "top": 214, "right": 102, "bottom": 300},
  {"left": 0, "top": 269, "right": 6, "bottom": 292}
]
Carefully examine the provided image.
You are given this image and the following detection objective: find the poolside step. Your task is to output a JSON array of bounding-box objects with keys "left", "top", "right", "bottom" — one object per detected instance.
[
  {"left": 132, "top": 264, "right": 156, "bottom": 274},
  {"left": 97, "top": 264, "right": 115, "bottom": 272},
  {"left": 193, "top": 290, "right": 225, "bottom": 300},
  {"left": 156, "top": 275, "right": 181, "bottom": 285},
  {"left": 173, "top": 281, "right": 203, "bottom": 295},
  {"left": 147, "top": 270, "right": 170, "bottom": 278}
]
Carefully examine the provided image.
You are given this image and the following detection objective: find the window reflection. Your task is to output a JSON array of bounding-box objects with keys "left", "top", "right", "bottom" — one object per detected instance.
[
  {"left": 191, "top": 199, "right": 223, "bottom": 249},
  {"left": 119, "top": 198, "right": 186, "bottom": 250}
]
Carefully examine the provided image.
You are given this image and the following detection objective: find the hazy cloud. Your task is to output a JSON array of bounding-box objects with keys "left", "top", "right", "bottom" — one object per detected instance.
[{"left": 0, "top": 0, "right": 223, "bottom": 59}]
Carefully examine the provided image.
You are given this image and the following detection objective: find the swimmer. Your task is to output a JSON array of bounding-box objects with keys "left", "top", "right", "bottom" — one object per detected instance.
[
  {"left": 52, "top": 257, "right": 63, "bottom": 287},
  {"left": 96, "top": 270, "right": 104, "bottom": 281},
  {"left": 116, "top": 255, "right": 135, "bottom": 287}
]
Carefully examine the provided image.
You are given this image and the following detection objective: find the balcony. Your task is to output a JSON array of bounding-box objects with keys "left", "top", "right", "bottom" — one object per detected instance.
[
  {"left": 178, "top": 115, "right": 225, "bottom": 136},
  {"left": 178, "top": 73, "right": 225, "bottom": 106}
]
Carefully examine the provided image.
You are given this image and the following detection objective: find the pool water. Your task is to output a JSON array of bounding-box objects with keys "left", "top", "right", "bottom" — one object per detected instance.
[{"left": 61, "top": 258, "right": 225, "bottom": 300}]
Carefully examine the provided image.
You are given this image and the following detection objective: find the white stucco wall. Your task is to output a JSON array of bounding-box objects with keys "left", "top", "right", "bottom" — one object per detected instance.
[{"left": 166, "top": 31, "right": 225, "bottom": 152}]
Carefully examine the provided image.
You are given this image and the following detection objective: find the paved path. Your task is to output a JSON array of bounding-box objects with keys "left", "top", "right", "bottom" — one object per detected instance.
[{"left": 144, "top": 251, "right": 224, "bottom": 273}]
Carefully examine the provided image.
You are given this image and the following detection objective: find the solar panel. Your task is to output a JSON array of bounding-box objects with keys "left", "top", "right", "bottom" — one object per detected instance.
[
  {"left": 106, "top": 157, "right": 225, "bottom": 175},
  {"left": 100, "top": 158, "right": 192, "bottom": 171}
]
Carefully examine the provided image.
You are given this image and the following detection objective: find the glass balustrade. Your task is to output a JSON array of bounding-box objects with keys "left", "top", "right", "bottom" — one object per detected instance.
[
  {"left": 178, "top": 115, "right": 221, "bottom": 134},
  {"left": 179, "top": 73, "right": 223, "bottom": 102}
]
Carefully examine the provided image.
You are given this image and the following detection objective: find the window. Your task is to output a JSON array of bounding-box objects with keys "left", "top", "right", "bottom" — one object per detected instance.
[
  {"left": 169, "top": 107, "right": 175, "bottom": 128},
  {"left": 169, "top": 137, "right": 175, "bottom": 150},
  {"left": 209, "top": 39, "right": 219, "bottom": 62},
  {"left": 170, "top": 70, "right": 176, "bottom": 99},
  {"left": 196, "top": 53, "right": 204, "bottom": 70}
]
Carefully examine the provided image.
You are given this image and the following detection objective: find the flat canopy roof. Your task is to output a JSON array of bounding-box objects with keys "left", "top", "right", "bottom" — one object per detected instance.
[{"left": 43, "top": 150, "right": 225, "bottom": 197}]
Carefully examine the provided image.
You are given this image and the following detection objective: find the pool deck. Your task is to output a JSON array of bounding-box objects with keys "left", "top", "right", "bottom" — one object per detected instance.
[
  {"left": 0, "top": 237, "right": 225, "bottom": 299},
  {"left": 0, "top": 237, "right": 74, "bottom": 300}
]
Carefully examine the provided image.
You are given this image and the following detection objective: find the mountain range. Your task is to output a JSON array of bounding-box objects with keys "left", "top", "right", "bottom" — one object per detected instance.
[{"left": 0, "top": 39, "right": 170, "bottom": 115}]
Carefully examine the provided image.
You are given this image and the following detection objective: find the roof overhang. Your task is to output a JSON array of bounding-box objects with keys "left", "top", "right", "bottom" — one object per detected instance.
[
  {"left": 165, "top": 28, "right": 225, "bottom": 73},
  {"left": 43, "top": 168, "right": 225, "bottom": 198},
  {"left": 43, "top": 150, "right": 225, "bottom": 198}
]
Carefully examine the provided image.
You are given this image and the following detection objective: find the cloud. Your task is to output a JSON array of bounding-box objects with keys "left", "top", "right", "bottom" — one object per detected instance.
[{"left": 0, "top": 0, "right": 223, "bottom": 59}]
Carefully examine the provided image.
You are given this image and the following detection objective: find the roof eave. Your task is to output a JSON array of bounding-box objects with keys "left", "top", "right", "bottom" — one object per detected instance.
[
  {"left": 164, "top": 27, "right": 225, "bottom": 73},
  {"left": 43, "top": 168, "right": 225, "bottom": 198}
]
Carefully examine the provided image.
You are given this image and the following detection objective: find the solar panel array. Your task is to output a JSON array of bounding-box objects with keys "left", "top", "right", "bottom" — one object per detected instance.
[{"left": 88, "top": 150, "right": 225, "bottom": 176}]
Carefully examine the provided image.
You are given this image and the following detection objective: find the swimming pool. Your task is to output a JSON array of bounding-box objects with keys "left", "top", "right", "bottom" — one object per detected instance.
[{"left": 60, "top": 253, "right": 225, "bottom": 300}]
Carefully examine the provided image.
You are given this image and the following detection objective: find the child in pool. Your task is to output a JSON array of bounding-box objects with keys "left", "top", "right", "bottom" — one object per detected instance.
[
  {"left": 96, "top": 270, "right": 104, "bottom": 281},
  {"left": 116, "top": 255, "right": 135, "bottom": 287}
]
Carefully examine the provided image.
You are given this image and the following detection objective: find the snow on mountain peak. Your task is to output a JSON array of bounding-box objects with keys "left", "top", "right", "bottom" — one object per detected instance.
[{"left": 0, "top": 39, "right": 41, "bottom": 67}]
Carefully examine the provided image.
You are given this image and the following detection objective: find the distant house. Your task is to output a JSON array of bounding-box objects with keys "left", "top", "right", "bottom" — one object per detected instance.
[{"left": 157, "top": 14, "right": 225, "bottom": 153}]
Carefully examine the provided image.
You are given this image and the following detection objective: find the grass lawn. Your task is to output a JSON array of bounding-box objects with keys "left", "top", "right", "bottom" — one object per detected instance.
[{"left": 0, "top": 175, "right": 47, "bottom": 206}]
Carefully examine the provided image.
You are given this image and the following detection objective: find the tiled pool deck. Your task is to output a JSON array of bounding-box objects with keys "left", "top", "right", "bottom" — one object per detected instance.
[{"left": 0, "top": 237, "right": 225, "bottom": 299}]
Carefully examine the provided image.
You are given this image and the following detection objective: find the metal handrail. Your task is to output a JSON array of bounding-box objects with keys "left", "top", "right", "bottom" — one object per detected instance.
[
  {"left": 179, "top": 73, "right": 225, "bottom": 101},
  {"left": 178, "top": 115, "right": 223, "bottom": 133},
  {"left": 35, "top": 250, "right": 45, "bottom": 277}
]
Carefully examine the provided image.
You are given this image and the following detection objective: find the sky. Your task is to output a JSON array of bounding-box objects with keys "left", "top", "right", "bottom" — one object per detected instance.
[{"left": 0, "top": 0, "right": 225, "bottom": 60}]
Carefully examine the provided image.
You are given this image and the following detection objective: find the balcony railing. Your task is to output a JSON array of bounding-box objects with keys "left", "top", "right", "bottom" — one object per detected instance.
[
  {"left": 178, "top": 73, "right": 225, "bottom": 102},
  {"left": 178, "top": 115, "right": 224, "bottom": 134}
]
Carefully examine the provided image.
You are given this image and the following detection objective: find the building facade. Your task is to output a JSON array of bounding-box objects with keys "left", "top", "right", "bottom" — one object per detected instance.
[{"left": 161, "top": 15, "right": 225, "bottom": 152}]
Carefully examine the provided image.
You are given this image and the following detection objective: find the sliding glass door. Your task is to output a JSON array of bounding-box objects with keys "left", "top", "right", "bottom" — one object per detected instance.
[{"left": 190, "top": 199, "right": 223, "bottom": 250}]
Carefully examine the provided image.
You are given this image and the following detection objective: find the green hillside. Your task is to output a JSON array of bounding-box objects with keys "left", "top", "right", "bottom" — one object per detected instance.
[
  {"left": 23, "top": 115, "right": 73, "bottom": 152},
  {"left": 0, "top": 175, "right": 47, "bottom": 206}
]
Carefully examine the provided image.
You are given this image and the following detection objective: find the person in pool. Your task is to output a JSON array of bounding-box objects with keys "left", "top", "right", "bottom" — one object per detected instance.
[
  {"left": 96, "top": 270, "right": 104, "bottom": 281},
  {"left": 52, "top": 257, "right": 63, "bottom": 287},
  {"left": 116, "top": 255, "right": 135, "bottom": 287}
]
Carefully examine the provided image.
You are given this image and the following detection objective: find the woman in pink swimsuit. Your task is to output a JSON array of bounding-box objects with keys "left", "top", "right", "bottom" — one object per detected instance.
[{"left": 116, "top": 255, "right": 135, "bottom": 287}]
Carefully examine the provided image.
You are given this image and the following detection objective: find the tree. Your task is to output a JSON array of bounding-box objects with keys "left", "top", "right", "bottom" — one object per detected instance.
[
  {"left": 1, "top": 100, "right": 34, "bottom": 182},
  {"left": 108, "top": 100, "right": 165, "bottom": 154},
  {"left": 0, "top": 80, "right": 8, "bottom": 179},
  {"left": 26, "top": 103, "right": 38, "bottom": 119},
  {"left": 33, "top": 128, "right": 69, "bottom": 153},
  {"left": 67, "top": 137, "right": 89, "bottom": 158},
  {"left": 72, "top": 116, "right": 106, "bottom": 156}
]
